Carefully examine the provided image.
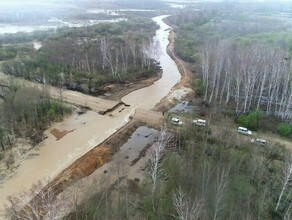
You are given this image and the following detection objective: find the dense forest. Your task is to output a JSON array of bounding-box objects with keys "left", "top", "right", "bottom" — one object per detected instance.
[
  {"left": 0, "top": 18, "right": 159, "bottom": 95},
  {"left": 169, "top": 3, "right": 292, "bottom": 124}
]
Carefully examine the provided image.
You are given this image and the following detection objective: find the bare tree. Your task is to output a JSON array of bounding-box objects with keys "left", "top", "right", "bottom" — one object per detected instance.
[
  {"left": 200, "top": 159, "right": 214, "bottom": 198},
  {"left": 275, "top": 154, "right": 292, "bottom": 212},
  {"left": 213, "top": 167, "right": 230, "bottom": 220},
  {"left": 173, "top": 186, "right": 204, "bottom": 220},
  {"left": 199, "top": 41, "right": 292, "bottom": 121},
  {"left": 199, "top": 44, "right": 211, "bottom": 102},
  {"left": 3, "top": 180, "right": 66, "bottom": 220},
  {"left": 148, "top": 129, "right": 170, "bottom": 193}
]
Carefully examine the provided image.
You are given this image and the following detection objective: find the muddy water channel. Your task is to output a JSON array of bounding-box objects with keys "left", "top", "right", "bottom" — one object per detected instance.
[
  {"left": 0, "top": 15, "right": 181, "bottom": 209},
  {"left": 122, "top": 15, "right": 181, "bottom": 109}
]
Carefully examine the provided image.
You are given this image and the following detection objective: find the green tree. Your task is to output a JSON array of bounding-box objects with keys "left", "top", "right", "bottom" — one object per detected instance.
[
  {"left": 238, "top": 110, "right": 264, "bottom": 130},
  {"left": 278, "top": 124, "right": 292, "bottom": 137}
]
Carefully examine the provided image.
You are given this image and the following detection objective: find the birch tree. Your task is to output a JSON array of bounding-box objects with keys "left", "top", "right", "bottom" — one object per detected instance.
[
  {"left": 3, "top": 180, "right": 66, "bottom": 220},
  {"left": 199, "top": 44, "right": 211, "bottom": 102},
  {"left": 148, "top": 129, "right": 170, "bottom": 193},
  {"left": 173, "top": 187, "right": 204, "bottom": 220},
  {"left": 275, "top": 154, "right": 292, "bottom": 212},
  {"left": 213, "top": 167, "right": 229, "bottom": 220},
  {"left": 199, "top": 41, "right": 292, "bottom": 121}
]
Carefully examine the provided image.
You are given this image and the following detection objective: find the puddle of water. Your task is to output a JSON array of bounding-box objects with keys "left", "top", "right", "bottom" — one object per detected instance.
[
  {"left": 169, "top": 100, "right": 189, "bottom": 112},
  {"left": 168, "top": 100, "right": 198, "bottom": 114},
  {"left": 119, "top": 126, "right": 159, "bottom": 153},
  {"left": 114, "top": 126, "right": 159, "bottom": 162}
]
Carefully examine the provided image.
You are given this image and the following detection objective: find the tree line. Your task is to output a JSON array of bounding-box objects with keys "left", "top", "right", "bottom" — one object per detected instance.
[
  {"left": 0, "top": 18, "right": 160, "bottom": 95},
  {"left": 168, "top": 4, "right": 292, "bottom": 122},
  {"left": 0, "top": 82, "right": 72, "bottom": 151},
  {"left": 199, "top": 41, "right": 292, "bottom": 121}
]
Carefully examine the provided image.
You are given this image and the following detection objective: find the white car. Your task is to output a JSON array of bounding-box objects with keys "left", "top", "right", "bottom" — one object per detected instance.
[
  {"left": 251, "top": 138, "right": 266, "bottom": 145},
  {"left": 237, "top": 127, "right": 252, "bottom": 135},
  {"left": 171, "top": 117, "right": 183, "bottom": 126},
  {"left": 192, "top": 119, "right": 207, "bottom": 127}
]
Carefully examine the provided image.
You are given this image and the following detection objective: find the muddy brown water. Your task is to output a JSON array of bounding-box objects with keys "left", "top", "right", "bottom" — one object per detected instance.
[
  {"left": 0, "top": 15, "right": 181, "bottom": 209},
  {"left": 121, "top": 15, "right": 181, "bottom": 109}
]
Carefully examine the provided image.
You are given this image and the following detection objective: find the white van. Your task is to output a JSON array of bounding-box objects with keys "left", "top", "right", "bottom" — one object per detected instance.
[
  {"left": 237, "top": 127, "right": 252, "bottom": 135},
  {"left": 251, "top": 138, "right": 266, "bottom": 145},
  {"left": 171, "top": 117, "right": 183, "bottom": 126},
  {"left": 193, "top": 119, "right": 207, "bottom": 127}
]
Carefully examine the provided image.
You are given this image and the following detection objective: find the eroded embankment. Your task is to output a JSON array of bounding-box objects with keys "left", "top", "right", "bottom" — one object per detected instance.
[
  {"left": 20, "top": 116, "right": 162, "bottom": 217},
  {"left": 98, "top": 101, "right": 127, "bottom": 115}
]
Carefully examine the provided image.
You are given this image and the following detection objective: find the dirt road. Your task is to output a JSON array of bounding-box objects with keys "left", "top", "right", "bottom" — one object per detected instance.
[{"left": 0, "top": 72, "right": 121, "bottom": 114}]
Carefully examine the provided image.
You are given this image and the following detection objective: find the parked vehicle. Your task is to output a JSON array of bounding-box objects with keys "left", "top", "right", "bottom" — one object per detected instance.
[
  {"left": 171, "top": 117, "right": 183, "bottom": 126},
  {"left": 251, "top": 138, "right": 266, "bottom": 145},
  {"left": 237, "top": 126, "right": 252, "bottom": 135},
  {"left": 192, "top": 119, "right": 207, "bottom": 127}
]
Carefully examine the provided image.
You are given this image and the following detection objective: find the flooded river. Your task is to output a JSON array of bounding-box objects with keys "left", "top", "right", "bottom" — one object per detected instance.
[
  {"left": 122, "top": 15, "right": 181, "bottom": 109},
  {"left": 0, "top": 15, "right": 181, "bottom": 209}
]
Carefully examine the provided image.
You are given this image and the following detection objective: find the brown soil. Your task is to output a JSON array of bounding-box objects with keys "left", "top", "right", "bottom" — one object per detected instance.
[
  {"left": 50, "top": 128, "right": 75, "bottom": 141},
  {"left": 131, "top": 109, "right": 164, "bottom": 127},
  {"left": 164, "top": 17, "right": 193, "bottom": 90}
]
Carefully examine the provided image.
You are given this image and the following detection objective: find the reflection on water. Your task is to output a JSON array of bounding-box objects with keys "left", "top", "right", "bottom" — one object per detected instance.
[{"left": 119, "top": 126, "right": 159, "bottom": 157}]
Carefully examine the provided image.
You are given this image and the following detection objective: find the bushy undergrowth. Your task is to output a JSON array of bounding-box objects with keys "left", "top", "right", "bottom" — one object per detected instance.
[
  {"left": 278, "top": 123, "right": 292, "bottom": 138},
  {"left": 0, "top": 85, "right": 72, "bottom": 147},
  {"left": 237, "top": 110, "right": 264, "bottom": 131}
]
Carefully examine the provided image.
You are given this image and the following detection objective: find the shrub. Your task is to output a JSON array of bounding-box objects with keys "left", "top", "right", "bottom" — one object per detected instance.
[
  {"left": 237, "top": 110, "right": 264, "bottom": 130},
  {"left": 277, "top": 123, "right": 292, "bottom": 137},
  {"left": 193, "top": 78, "right": 205, "bottom": 96}
]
